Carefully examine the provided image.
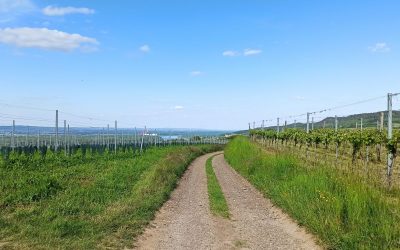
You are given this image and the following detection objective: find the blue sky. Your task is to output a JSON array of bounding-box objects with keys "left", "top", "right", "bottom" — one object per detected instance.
[{"left": 0, "top": 0, "right": 399, "bottom": 130}]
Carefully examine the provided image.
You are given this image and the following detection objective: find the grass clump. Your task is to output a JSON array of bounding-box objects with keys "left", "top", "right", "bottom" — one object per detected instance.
[
  {"left": 224, "top": 136, "right": 400, "bottom": 249},
  {"left": 0, "top": 144, "right": 222, "bottom": 249},
  {"left": 206, "top": 156, "right": 230, "bottom": 218}
]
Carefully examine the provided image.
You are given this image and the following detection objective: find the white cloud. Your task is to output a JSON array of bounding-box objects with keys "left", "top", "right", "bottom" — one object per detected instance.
[
  {"left": 139, "top": 44, "right": 150, "bottom": 53},
  {"left": 42, "top": 6, "right": 95, "bottom": 16},
  {"left": 368, "top": 42, "right": 390, "bottom": 53},
  {"left": 173, "top": 105, "right": 184, "bottom": 110},
  {"left": 243, "top": 48, "right": 262, "bottom": 56},
  {"left": 222, "top": 50, "right": 240, "bottom": 57},
  {"left": 0, "top": 27, "right": 98, "bottom": 52},
  {"left": 0, "top": 0, "right": 34, "bottom": 13},
  {"left": 190, "top": 71, "right": 203, "bottom": 76}
]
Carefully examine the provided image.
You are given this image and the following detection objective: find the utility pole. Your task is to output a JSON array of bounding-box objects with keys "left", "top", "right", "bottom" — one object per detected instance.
[
  {"left": 114, "top": 120, "right": 117, "bottom": 154},
  {"left": 311, "top": 117, "right": 314, "bottom": 131},
  {"left": 306, "top": 112, "right": 310, "bottom": 133},
  {"left": 140, "top": 126, "right": 146, "bottom": 154},
  {"left": 335, "top": 115, "right": 338, "bottom": 131},
  {"left": 360, "top": 118, "right": 363, "bottom": 131},
  {"left": 294, "top": 120, "right": 297, "bottom": 129},
  {"left": 107, "top": 124, "right": 110, "bottom": 150},
  {"left": 135, "top": 127, "right": 137, "bottom": 147},
  {"left": 37, "top": 131, "right": 40, "bottom": 148},
  {"left": 335, "top": 115, "right": 338, "bottom": 162},
  {"left": 277, "top": 118, "right": 280, "bottom": 133},
  {"left": 102, "top": 128, "right": 105, "bottom": 145},
  {"left": 67, "top": 124, "right": 70, "bottom": 153},
  {"left": 379, "top": 112, "right": 384, "bottom": 163},
  {"left": 64, "top": 120, "right": 67, "bottom": 156},
  {"left": 11, "top": 120, "right": 15, "bottom": 149},
  {"left": 25, "top": 126, "right": 28, "bottom": 146},
  {"left": 284, "top": 120, "right": 287, "bottom": 131},
  {"left": 387, "top": 93, "right": 394, "bottom": 185},
  {"left": 55, "top": 110, "right": 59, "bottom": 151}
]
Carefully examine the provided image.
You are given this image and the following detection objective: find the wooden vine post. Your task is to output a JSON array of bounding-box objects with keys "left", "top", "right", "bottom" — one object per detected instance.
[{"left": 387, "top": 93, "right": 394, "bottom": 186}]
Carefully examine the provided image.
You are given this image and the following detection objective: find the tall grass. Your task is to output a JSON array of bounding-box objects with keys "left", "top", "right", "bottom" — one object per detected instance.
[
  {"left": 206, "top": 156, "right": 230, "bottom": 218},
  {"left": 224, "top": 136, "right": 400, "bottom": 249},
  {"left": 0, "top": 144, "right": 222, "bottom": 249}
]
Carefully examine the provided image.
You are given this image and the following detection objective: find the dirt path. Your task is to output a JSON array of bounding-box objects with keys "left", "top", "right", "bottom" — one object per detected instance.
[
  {"left": 135, "top": 152, "right": 320, "bottom": 250},
  {"left": 212, "top": 154, "right": 320, "bottom": 250}
]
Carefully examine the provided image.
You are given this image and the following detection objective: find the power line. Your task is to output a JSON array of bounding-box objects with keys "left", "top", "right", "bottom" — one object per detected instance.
[
  {"left": 59, "top": 111, "right": 112, "bottom": 123},
  {"left": 308, "top": 95, "right": 386, "bottom": 115},
  {"left": 0, "top": 101, "right": 54, "bottom": 112},
  {"left": 251, "top": 94, "right": 392, "bottom": 128}
]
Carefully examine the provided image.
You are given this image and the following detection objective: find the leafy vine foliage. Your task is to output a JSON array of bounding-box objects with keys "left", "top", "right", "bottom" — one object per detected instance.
[{"left": 251, "top": 128, "right": 398, "bottom": 157}]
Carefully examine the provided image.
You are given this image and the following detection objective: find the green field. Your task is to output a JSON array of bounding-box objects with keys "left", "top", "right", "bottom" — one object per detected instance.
[
  {"left": 224, "top": 136, "right": 400, "bottom": 249},
  {"left": 0, "top": 144, "right": 222, "bottom": 249}
]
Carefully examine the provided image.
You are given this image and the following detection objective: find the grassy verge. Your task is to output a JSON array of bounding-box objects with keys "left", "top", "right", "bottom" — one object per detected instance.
[
  {"left": 206, "top": 155, "right": 229, "bottom": 218},
  {"left": 0, "top": 144, "right": 223, "bottom": 249},
  {"left": 224, "top": 136, "right": 400, "bottom": 249}
]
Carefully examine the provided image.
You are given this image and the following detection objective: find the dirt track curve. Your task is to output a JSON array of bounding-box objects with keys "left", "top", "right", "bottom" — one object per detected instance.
[{"left": 135, "top": 152, "right": 320, "bottom": 250}]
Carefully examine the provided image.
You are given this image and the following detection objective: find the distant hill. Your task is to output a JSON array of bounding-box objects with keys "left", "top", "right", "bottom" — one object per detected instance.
[
  {"left": 311, "top": 111, "right": 400, "bottom": 129},
  {"left": 236, "top": 111, "right": 400, "bottom": 134}
]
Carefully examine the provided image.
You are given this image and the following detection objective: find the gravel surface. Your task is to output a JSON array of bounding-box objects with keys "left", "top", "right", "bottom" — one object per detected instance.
[
  {"left": 134, "top": 152, "right": 321, "bottom": 250},
  {"left": 212, "top": 154, "right": 320, "bottom": 250}
]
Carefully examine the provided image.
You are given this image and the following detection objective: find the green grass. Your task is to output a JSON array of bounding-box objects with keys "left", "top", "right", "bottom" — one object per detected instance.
[
  {"left": 224, "top": 136, "right": 400, "bottom": 249},
  {"left": 206, "top": 155, "right": 230, "bottom": 218},
  {"left": 0, "top": 144, "right": 222, "bottom": 249}
]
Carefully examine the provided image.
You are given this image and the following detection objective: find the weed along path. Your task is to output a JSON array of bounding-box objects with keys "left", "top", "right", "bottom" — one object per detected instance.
[{"left": 135, "top": 152, "right": 320, "bottom": 249}]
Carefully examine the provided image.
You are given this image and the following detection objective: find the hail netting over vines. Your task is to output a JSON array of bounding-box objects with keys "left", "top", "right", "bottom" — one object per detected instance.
[
  {"left": 0, "top": 103, "right": 227, "bottom": 168},
  {"left": 248, "top": 93, "right": 400, "bottom": 188}
]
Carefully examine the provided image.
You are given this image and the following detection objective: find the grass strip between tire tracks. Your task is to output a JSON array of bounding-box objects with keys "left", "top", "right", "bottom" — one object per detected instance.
[{"left": 206, "top": 155, "right": 230, "bottom": 219}]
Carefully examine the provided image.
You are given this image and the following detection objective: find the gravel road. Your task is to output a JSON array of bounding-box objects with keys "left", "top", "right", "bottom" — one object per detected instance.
[{"left": 135, "top": 152, "right": 320, "bottom": 250}]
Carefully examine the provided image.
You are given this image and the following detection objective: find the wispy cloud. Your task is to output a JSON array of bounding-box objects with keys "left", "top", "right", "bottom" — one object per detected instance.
[
  {"left": 0, "top": 0, "right": 34, "bottom": 13},
  {"left": 0, "top": 0, "right": 35, "bottom": 23},
  {"left": 139, "top": 44, "right": 150, "bottom": 53},
  {"left": 0, "top": 27, "right": 98, "bottom": 52},
  {"left": 294, "top": 96, "right": 306, "bottom": 101},
  {"left": 173, "top": 105, "right": 184, "bottom": 110},
  {"left": 368, "top": 42, "right": 390, "bottom": 53},
  {"left": 243, "top": 48, "right": 262, "bottom": 56},
  {"left": 222, "top": 50, "right": 240, "bottom": 57},
  {"left": 42, "top": 6, "right": 95, "bottom": 16},
  {"left": 190, "top": 71, "right": 203, "bottom": 76},
  {"left": 222, "top": 48, "right": 262, "bottom": 57}
]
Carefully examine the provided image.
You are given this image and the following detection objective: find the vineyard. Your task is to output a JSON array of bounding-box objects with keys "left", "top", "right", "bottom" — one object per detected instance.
[
  {"left": 0, "top": 109, "right": 228, "bottom": 249},
  {"left": 224, "top": 136, "right": 400, "bottom": 249},
  {"left": 249, "top": 127, "right": 400, "bottom": 187},
  {"left": 0, "top": 136, "right": 226, "bottom": 169}
]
